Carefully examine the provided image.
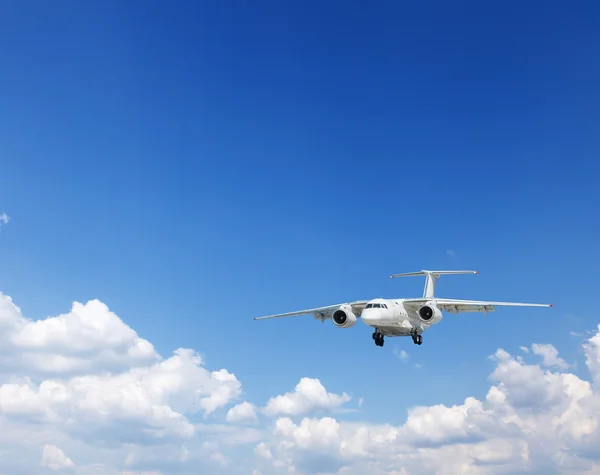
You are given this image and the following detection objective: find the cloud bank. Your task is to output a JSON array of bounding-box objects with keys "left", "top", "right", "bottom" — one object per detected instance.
[{"left": 1, "top": 291, "right": 599, "bottom": 474}]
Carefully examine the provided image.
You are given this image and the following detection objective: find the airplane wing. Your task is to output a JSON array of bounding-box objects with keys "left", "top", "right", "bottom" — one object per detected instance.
[
  {"left": 254, "top": 301, "right": 369, "bottom": 322},
  {"left": 403, "top": 298, "right": 553, "bottom": 314}
]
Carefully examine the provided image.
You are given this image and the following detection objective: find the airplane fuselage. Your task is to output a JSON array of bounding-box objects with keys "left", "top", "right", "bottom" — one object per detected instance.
[
  {"left": 361, "top": 299, "right": 428, "bottom": 336},
  {"left": 334, "top": 298, "right": 439, "bottom": 337}
]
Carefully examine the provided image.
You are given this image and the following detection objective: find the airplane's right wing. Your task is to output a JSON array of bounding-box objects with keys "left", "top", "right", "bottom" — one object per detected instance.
[{"left": 254, "top": 301, "right": 369, "bottom": 322}]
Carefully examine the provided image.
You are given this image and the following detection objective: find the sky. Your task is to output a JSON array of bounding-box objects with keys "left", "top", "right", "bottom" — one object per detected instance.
[{"left": 1, "top": 1, "right": 600, "bottom": 473}]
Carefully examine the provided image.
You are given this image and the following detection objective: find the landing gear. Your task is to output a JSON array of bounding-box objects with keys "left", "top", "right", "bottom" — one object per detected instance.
[
  {"left": 372, "top": 330, "right": 420, "bottom": 347},
  {"left": 373, "top": 330, "right": 384, "bottom": 347}
]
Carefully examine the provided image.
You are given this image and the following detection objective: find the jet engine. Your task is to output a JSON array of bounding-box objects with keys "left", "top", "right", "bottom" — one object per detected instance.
[
  {"left": 417, "top": 303, "right": 443, "bottom": 324},
  {"left": 331, "top": 305, "right": 358, "bottom": 328}
]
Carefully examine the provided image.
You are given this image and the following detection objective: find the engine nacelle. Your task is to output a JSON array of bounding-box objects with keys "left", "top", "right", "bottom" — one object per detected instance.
[
  {"left": 417, "top": 303, "right": 443, "bottom": 325},
  {"left": 331, "top": 305, "right": 358, "bottom": 328}
]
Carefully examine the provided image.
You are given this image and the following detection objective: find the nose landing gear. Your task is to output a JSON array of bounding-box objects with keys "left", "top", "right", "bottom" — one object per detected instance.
[{"left": 372, "top": 330, "right": 384, "bottom": 347}]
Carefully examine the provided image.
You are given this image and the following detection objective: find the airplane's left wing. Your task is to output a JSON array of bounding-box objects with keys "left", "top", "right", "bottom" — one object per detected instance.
[
  {"left": 403, "top": 298, "right": 553, "bottom": 314},
  {"left": 255, "top": 301, "right": 369, "bottom": 322}
]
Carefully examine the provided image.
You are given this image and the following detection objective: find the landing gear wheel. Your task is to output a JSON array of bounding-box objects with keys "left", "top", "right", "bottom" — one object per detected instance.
[
  {"left": 412, "top": 334, "right": 423, "bottom": 345},
  {"left": 374, "top": 332, "right": 384, "bottom": 347}
]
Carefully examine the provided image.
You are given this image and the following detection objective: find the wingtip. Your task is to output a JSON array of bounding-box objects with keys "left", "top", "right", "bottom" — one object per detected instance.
[
  {"left": 475, "top": 271, "right": 480, "bottom": 274},
  {"left": 549, "top": 304, "right": 554, "bottom": 307}
]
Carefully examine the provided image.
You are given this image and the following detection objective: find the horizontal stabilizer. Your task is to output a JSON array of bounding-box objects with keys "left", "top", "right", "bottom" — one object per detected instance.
[
  {"left": 389, "top": 270, "right": 478, "bottom": 279},
  {"left": 389, "top": 270, "right": 478, "bottom": 298}
]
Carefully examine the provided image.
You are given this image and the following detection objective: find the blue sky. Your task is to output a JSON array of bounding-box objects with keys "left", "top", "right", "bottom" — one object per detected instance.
[{"left": 1, "top": 2, "right": 600, "bottom": 473}]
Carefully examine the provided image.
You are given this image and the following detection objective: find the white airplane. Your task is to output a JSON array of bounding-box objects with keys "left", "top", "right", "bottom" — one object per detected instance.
[{"left": 254, "top": 270, "right": 553, "bottom": 347}]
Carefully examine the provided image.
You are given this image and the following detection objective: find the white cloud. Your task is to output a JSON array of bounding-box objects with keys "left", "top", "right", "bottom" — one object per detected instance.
[
  {"left": 256, "top": 329, "right": 600, "bottom": 474},
  {"left": 0, "top": 294, "right": 160, "bottom": 377},
  {"left": 2, "top": 289, "right": 600, "bottom": 474},
  {"left": 0, "top": 347, "right": 243, "bottom": 444},
  {"left": 0, "top": 292, "right": 246, "bottom": 473},
  {"left": 226, "top": 401, "right": 258, "bottom": 424},
  {"left": 519, "top": 346, "right": 529, "bottom": 353},
  {"left": 41, "top": 444, "right": 75, "bottom": 470},
  {"left": 0, "top": 212, "right": 9, "bottom": 226},
  {"left": 263, "top": 377, "right": 351, "bottom": 417},
  {"left": 531, "top": 343, "right": 569, "bottom": 370},
  {"left": 446, "top": 250, "right": 456, "bottom": 258},
  {"left": 255, "top": 442, "right": 273, "bottom": 460},
  {"left": 584, "top": 324, "right": 600, "bottom": 385}
]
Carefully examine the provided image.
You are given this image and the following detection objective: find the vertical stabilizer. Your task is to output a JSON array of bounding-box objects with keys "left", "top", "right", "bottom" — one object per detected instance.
[
  {"left": 423, "top": 273, "right": 438, "bottom": 298},
  {"left": 389, "top": 270, "right": 478, "bottom": 298}
]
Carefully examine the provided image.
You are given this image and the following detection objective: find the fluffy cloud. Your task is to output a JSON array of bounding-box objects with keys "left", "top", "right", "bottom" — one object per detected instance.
[
  {"left": 0, "top": 292, "right": 244, "bottom": 473},
  {"left": 263, "top": 377, "right": 352, "bottom": 416},
  {"left": 0, "top": 211, "right": 9, "bottom": 226},
  {"left": 0, "top": 295, "right": 159, "bottom": 376},
  {"left": 227, "top": 401, "right": 258, "bottom": 424},
  {"left": 1, "top": 290, "right": 600, "bottom": 474},
  {"left": 41, "top": 444, "right": 75, "bottom": 471},
  {"left": 531, "top": 343, "right": 570, "bottom": 370},
  {"left": 584, "top": 326, "right": 600, "bottom": 385},
  {"left": 0, "top": 348, "right": 244, "bottom": 444},
  {"left": 255, "top": 328, "right": 600, "bottom": 474}
]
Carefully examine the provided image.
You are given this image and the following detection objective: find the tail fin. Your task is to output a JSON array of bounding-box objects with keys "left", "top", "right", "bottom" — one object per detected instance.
[{"left": 389, "top": 270, "right": 478, "bottom": 298}]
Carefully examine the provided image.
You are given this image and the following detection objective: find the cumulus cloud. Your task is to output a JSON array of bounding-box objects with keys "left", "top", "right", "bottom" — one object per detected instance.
[
  {"left": 256, "top": 329, "right": 600, "bottom": 474},
  {"left": 2, "top": 289, "right": 600, "bottom": 475},
  {"left": 0, "top": 295, "right": 160, "bottom": 377},
  {"left": 0, "top": 212, "right": 9, "bottom": 226},
  {"left": 41, "top": 444, "right": 75, "bottom": 471},
  {"left": 0, "top": 294, "right": 244, "bottom": 449},
  {"left": 263, "top": 377, "right": 352, "bottom": 417},
  {"left": 0, "top": 348, "right": 243, "bottom": 444},
  {"left": 226, "top": 401, "right": 258, "bottom": 424},
  {"left": 531, "top": 343, "right": 569, "bottom": 370},
  {"left": 584, "top": 324, "right": 600, "bottom": 384},
  {"left": 0, "top": 292, "right": 246, "bottom": 473}
]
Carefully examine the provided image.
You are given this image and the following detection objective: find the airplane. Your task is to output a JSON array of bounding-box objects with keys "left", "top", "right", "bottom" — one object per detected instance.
[{"left": 254, "top": 270, "right": 553, "bottom": 347}]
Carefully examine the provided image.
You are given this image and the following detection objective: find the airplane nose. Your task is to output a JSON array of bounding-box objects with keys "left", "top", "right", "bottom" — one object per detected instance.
[{"left": 361, "top": 310, "right": 378, "bottom": 323}]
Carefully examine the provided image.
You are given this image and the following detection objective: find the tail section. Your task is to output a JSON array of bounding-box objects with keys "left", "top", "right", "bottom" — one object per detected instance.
[{"left": 389, "top": 270, "right": 478, "bottom": 298}]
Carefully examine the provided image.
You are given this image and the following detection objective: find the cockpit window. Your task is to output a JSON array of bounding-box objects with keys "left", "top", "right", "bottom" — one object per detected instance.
[{"left": 366, "top": 303, "right": 387, "bottom": 309}]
